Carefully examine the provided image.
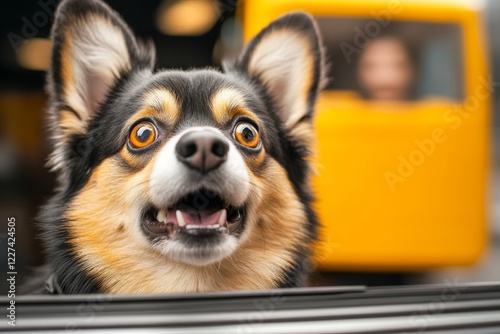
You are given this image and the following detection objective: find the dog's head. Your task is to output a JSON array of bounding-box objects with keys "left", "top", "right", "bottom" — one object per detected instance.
[{"left": 45, "top": 0, "right": 324, "bottom": 292}]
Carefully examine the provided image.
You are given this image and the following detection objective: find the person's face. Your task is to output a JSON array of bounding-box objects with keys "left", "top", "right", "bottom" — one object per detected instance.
[{"left": 357, "top": 38, "right": 414, "bottom": 101}]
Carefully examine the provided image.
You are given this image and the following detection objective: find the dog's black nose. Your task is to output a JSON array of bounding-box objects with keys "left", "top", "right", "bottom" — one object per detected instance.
[{"left": 176, "top": 130, "right": 229, "bottom": 174}]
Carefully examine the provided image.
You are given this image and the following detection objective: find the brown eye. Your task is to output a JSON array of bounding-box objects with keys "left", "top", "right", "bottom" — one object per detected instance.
[
  {"left": 129, "top": 122, "right": 157, "bottom": 149},
  {"left": 234, "top": 122, "right": 260, "bottom": 148}
]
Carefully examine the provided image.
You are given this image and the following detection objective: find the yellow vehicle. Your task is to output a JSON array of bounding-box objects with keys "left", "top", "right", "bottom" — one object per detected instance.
[{"left": 240, "top": 0, "right": 490, "bottom": 271}]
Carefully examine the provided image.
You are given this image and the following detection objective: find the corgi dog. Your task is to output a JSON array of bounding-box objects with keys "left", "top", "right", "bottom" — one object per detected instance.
[{"left": 32, "top": 0, "right": 325, "bottom": 294}]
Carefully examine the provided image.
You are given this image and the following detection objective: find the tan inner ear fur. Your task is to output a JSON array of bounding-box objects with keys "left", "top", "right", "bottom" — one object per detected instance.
[
  {"left": 57, "top": 15, "right": 132, "bottom": 131},
  {"left": 72, "top": 16, "right": 131, "bottom": 115},
  {"left": 49, "top": 16, "right": 134, "bottom": 173},
  {"left": 65, "top": 153, "right": 309, "bottom": 294},
  {"left": 247, "top": 29, "right": 315, "bottom": 132}
]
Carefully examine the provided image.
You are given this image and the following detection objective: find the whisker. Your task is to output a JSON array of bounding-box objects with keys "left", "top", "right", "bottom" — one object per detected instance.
[
  {"left": 129, "top": 178, "right": 150, "bottom": 192},
  {"left": 248, "top": 182, "right": 265, "bottom": 202},
  {"left": 248, "top": 180, "right": 266, "bottom": 192}
]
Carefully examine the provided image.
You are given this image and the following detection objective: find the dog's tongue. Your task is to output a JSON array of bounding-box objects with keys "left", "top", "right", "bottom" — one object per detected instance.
[{"left": 169, "top": 209, "right": 223, "bottom": 226}]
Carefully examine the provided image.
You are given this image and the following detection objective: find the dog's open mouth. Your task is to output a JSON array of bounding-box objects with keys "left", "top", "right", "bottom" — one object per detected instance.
[{"left": 143, "top": 189, "right": 245, "bottom": 239}]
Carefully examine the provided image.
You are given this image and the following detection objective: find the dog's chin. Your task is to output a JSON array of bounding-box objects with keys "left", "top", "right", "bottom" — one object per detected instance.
[
  {"left": 140, "top": 189, "right": 247, "bottom": 266},
  {"left": 161, "top": 236, "right": 239, "bottom": 266}
]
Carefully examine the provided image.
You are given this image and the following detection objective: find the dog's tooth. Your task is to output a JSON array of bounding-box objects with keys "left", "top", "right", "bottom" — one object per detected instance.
[
  {"left": 176, "top": 210, "right": 186, "bottom": 227},
  {"left": 218, "top": 209, "right": 227, "bottom": 226},
  {"left": 156, "top": 209, "right": 166, "bottom": 222}
]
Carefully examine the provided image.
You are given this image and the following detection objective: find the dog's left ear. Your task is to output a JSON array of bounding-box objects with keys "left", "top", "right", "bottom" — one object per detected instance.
[
  {"left": 47, "top": 0, "right": 155, "bottom": 172},
  {"left": 226, "top": 12, "right": 325, "bottom": 139}
]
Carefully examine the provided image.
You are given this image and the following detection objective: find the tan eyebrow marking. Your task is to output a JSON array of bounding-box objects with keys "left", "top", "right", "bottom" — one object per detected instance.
[
  {"left": 210, "top": 88, "right": 258, "bottom": 124},
  {"left": 140, "top": 88, "right": 180, "bottom": 124}
]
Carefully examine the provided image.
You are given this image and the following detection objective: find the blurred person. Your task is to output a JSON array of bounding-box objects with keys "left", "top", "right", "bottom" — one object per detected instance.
[{"left": 357, "top": 36, "right": 416, "bottom": 101}]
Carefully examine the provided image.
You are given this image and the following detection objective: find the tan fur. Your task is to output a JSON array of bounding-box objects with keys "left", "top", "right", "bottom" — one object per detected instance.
[
  {"left": 59, "top": 109, "right": 87, "bottom": 137},
  {"left": 140, "top": 89, "right": 180, "bottom": 125},
  {"left": 209, "top": 88, "right": 267, "bottom": 170},
  {"left": 119, "top": 146, "right": 145, "bottom": 170},
  {"left": 247, "top": 30, "right": 314, "bottom": 131},
  {"left": 69, "top": 15, "right": 131, "bottom": 117},
  {"left": 47, "top": 4, "right": 321, "bottom": 295},
  {"left": 286, "top": 51, "right": 314, "bottom": 130},
  {"left": 61, "top": 31, "right": 88, "bottom": 121},
  {"left": 47, "top": 36, "right": 81, "bottom": 173},
  {"left": 48, "top": 19, "right": 135, "bottom": 172},
  {"left": 61, "top": 23, "right": 316, "bottom": 294},
  {"left": 210, "top": 88, "right": 259, "bottom": 125},
  {"left": 246, "top": 148, "right": 266, "bottom": 172},
  {"left": 66, "top": 151, "right": 308, "bottom": 294},
  {"left": 60, "top": 34, "right": 73, "bottom": 83},
  {"left": 60, "top": 16, "right": 132, "bottom": 120}
]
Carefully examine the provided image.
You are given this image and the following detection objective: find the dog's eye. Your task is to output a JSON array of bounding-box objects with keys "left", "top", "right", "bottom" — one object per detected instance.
[
  {"left": 129, "top": 122, "right": 157, "bottom": 149},
  {"left": 234, "top": 122, "right": 260, "bottom": 148}
]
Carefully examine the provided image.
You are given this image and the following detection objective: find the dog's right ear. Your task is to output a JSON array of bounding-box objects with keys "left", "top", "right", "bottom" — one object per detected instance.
[
  {"left": 47, "top": 0, "right": 154, "bottom": 171},
  {"left": 224, "top": 12, "right": 325, "bottom": 148}
]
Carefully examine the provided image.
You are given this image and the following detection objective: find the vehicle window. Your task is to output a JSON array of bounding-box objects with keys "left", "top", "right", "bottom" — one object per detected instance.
[{"left": 315, "top": 17, "right": 464, "bottom": 101}]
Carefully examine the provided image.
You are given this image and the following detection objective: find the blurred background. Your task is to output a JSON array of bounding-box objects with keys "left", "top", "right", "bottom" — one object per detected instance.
[{"left": 0, "top": 0, "right": 499, "bottom": 293}]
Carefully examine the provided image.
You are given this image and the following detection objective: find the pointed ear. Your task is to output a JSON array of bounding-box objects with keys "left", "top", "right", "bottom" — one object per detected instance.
[
  {"left": 226, "top": 12, "right": 325, "bottom": 137},
  {"left": 47, "top": 0, "right": 155, "bottom": 171}
]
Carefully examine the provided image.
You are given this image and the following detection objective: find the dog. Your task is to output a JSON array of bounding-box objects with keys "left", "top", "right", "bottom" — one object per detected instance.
[{"left": 28, "top": 0, "right": 325, "bottom": 294}]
